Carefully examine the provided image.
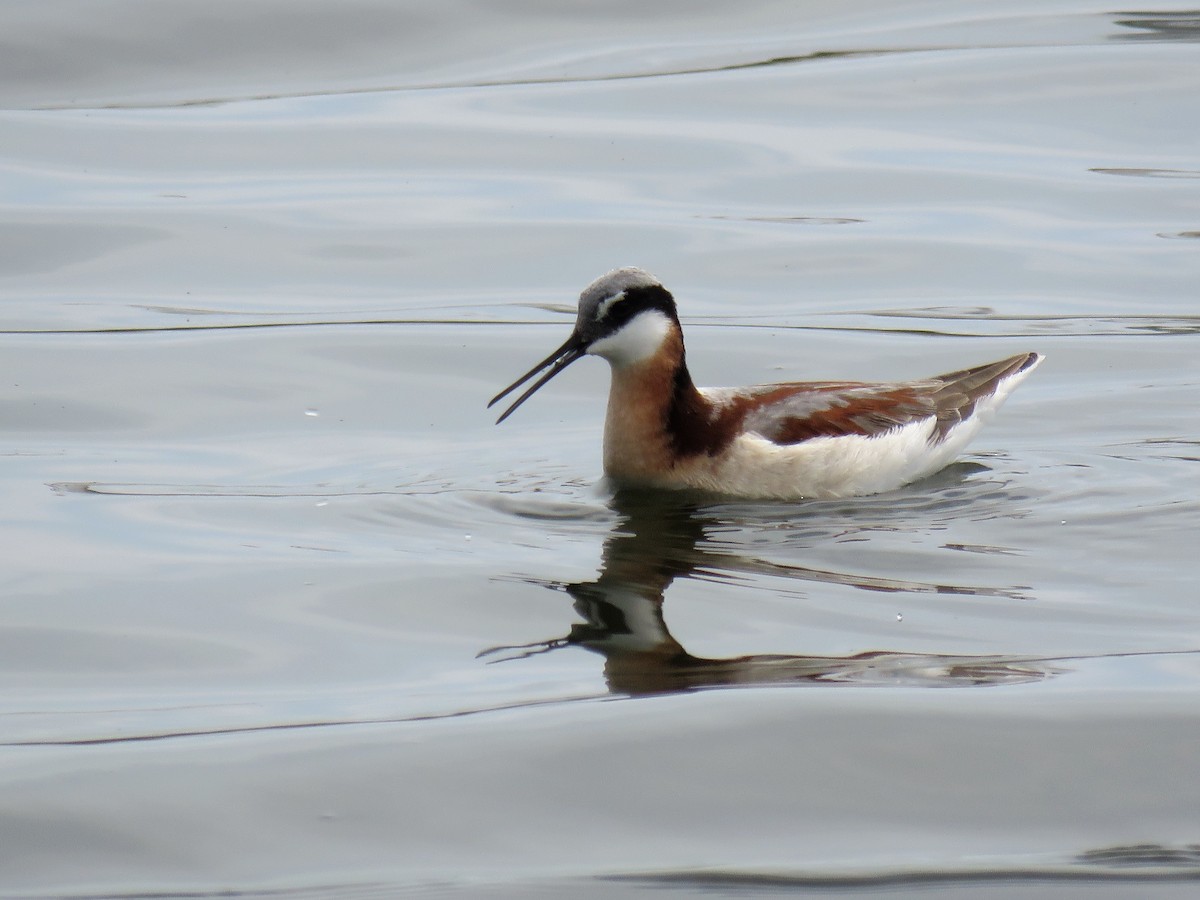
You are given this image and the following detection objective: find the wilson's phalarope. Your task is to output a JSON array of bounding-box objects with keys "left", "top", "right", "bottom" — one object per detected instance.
[{"left": 489, "top": 267, "right": 1042, "bottom": 499}]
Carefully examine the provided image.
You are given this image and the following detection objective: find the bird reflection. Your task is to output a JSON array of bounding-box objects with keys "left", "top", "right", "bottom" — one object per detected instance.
[{"left": 481, "top": 486, "right": 1063, "bottom": 695}]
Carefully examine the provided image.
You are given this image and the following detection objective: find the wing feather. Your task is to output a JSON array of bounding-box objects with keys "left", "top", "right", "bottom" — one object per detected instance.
[{"left": 700, "top": 353, "right": 1038, "bottom": 449}]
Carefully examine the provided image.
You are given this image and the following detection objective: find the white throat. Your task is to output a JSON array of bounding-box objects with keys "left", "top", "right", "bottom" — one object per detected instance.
[{"left": 586, "top": 310, "right": 672, "bottom": 369}]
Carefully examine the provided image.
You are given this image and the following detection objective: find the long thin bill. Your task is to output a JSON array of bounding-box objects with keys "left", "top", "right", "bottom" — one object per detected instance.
[{"left": 488, "top": 335, "right": 586, "bottom": 424}]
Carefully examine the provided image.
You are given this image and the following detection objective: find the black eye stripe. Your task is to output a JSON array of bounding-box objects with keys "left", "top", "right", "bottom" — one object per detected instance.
[
  {"left": 600, "top": 296, "right": 640, "bottom": 329},
  {"left": 596, "top": 292, "right": 627, "bottom": 320},
  {"left": 582, "top": 283, "right": 680, "bottom": 346}
]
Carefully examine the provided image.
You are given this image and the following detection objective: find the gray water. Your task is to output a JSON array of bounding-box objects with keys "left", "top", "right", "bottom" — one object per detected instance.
[{"left": 2, "top": 2, "right": 1199, "bottom": 897}]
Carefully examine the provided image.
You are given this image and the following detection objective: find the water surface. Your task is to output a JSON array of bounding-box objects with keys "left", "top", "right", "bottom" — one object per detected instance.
[{"left": 2, "top": 1, "right": 1199, "bottom": 897}]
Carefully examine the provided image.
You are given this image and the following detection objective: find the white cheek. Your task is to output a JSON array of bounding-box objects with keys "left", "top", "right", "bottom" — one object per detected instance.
[{"left": 587, "top": 310, "right": 672, "bottom": 368}]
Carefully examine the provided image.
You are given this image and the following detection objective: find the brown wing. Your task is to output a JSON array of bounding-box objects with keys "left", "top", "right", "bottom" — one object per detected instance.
[
  {"left": 922, "top": 352, "right": 1040, "bottom": 441},
  {"left": 740, "top": 383, "right": 936, "bottom": 444},
  {"left": 736, "top": 353, "right": 1039, "bottom": 446}
]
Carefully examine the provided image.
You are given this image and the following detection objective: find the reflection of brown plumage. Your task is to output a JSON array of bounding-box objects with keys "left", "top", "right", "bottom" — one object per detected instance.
[{"left": 481, "top": 491, "right": 1062, "bottom": 696}]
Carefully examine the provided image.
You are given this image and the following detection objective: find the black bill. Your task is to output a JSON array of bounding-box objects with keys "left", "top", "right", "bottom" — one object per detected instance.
[{"left": 488, "top": 334, "right": 587, "bottom": 424}]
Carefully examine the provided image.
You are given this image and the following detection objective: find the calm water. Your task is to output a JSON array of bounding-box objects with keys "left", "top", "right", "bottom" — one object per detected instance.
[{"left": 3, "top": 2, "right": 1199, "bottom": 897}]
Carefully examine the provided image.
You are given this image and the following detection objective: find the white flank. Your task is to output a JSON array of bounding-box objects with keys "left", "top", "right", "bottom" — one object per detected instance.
[{"left": 699, "top": 421, "right": 945, "bottom": 499}]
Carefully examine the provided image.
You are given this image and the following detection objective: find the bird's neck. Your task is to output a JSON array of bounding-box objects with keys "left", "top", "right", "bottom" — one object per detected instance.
[{"left": 601, "top": 328, "right": 712, "bottom": 481}]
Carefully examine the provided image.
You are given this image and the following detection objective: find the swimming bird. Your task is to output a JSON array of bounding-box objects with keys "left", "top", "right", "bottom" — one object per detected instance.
[{"left": 489, "top": 267, "right": 1041, "bottom": 499}]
